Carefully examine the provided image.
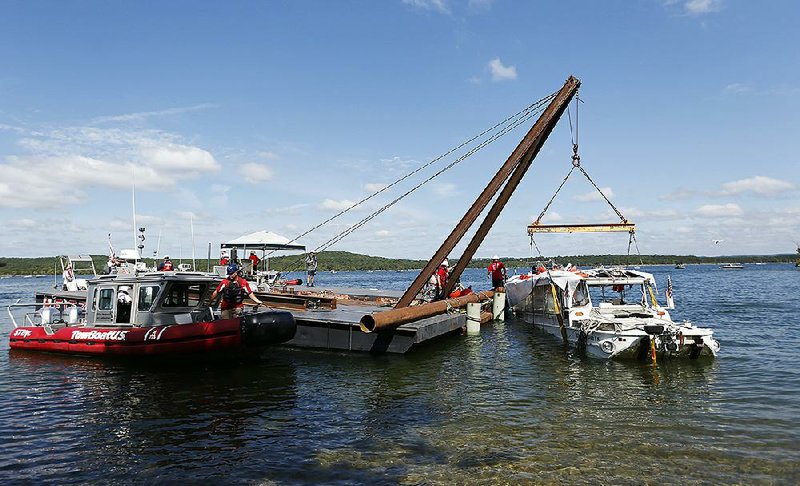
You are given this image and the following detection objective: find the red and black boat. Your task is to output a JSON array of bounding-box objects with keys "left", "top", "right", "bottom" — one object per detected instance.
[{"left": 8, "top": 272, "right": 295, "bottom": 357}]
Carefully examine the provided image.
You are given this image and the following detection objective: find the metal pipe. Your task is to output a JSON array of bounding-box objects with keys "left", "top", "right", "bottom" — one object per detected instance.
[{"left": 360, "top": 291, "right": 494, "bottom": 333}]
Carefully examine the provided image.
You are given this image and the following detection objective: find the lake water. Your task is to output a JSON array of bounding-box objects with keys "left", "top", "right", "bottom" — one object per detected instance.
[{"left": 0, "top": 265, "right": 798, "bottom": 484}]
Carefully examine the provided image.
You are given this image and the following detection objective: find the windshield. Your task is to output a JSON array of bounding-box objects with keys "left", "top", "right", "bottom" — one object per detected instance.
[
  {"left": 587, "top": 282, "right": 646, "bottom": 307},
  {"left": 162, "top": 282, "right": 208, "bottom": 308}
]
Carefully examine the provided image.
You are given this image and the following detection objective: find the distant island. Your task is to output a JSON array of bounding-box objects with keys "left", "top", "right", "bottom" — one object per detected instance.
[{"left": 0, "top": 250, "right": 796, "bottom": 276}]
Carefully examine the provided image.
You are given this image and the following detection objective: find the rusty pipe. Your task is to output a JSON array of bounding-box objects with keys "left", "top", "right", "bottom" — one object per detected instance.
[{"left": 360, "top": 291, "right": 494, "bottom": 333}]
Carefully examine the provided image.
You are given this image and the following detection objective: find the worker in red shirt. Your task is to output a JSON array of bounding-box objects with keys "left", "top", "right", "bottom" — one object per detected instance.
[
  {"left": 435, "top": 259, "right": 449, "bottom": 300},
  {"left": 210, "top": 264, "right": 264, "bottom": 319},
  {"left": 248, "top": 251, "right": 261, "bottom": 273},
  {"left": 487, "top": 255, "right": 507, "bottom": 289},
  {"left": 158, "top": 255, "right": 174, "bottom": 271}
]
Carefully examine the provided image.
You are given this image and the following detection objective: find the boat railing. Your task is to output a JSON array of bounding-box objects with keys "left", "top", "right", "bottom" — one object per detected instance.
[{"left": 7, "top": 299, "right": 84, "bottom": 329}]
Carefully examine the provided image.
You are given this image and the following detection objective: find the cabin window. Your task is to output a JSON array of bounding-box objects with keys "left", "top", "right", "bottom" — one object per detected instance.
[
  {"left": 544, "top": 288, "right": 558, "bottom": 314},
  {"left": 162, "top": 283, "right": 207, "bottom": 308},
  {"left": 97, "top": 288, "right": 115, "bottom": 311},
  {"left": 532, "top": 285, "right": 547, "bottom": 312},
  {"left": 572, "top": 282, "right": 589, "bottom": 307},
  {"left": 532, "top": 285, "right": 560, "bottom": 314},
  {"left": 138, "top": 285, "right": 160, "bottom": 311}
]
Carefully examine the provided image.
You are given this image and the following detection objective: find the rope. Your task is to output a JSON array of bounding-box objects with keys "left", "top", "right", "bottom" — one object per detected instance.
[{"left": 274, "top": 91, "right": 559, "bottom": 257}]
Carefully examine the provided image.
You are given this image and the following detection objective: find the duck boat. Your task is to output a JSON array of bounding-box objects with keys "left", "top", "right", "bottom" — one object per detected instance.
[
  {"left": 505, "top": 266, "right": 719, "bottom": 360},
  {"left": 8, "top": 271, "right": 296, "bottom": 357}
]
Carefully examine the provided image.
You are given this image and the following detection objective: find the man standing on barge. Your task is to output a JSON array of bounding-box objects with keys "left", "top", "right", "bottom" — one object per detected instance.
[
  {"left": 305, "top": 251, "right": 318, "bottom": 287},
  {"left": 487, "top": 255, "right": 507, "bottom": 290}
]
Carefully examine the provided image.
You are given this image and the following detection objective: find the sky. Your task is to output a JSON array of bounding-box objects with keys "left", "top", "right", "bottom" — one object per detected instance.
[{"left": 1, "top": 0, "right": 798, "bottom": 260}]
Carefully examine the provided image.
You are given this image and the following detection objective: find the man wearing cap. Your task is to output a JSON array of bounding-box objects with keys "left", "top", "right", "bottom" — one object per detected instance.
[
  {"left": 157, "top": 255, "right": 174, "bottom": 272},
  {"left": 487, "top": 255, "right": 507, "bottom": 290},
  {"left": 210, "top": 264, "right": 264, "bottom": 319}
]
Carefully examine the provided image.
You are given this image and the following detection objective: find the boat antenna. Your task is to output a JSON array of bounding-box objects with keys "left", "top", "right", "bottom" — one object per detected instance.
[
  {"left": 154, "top": 228, "right": 162, "bottom": 259},
  {"left": 132, "top": 166, "right": 138, "bottom": 256},
  {"left": 190, "top": 214, "right": 196, "bottom": 271}
]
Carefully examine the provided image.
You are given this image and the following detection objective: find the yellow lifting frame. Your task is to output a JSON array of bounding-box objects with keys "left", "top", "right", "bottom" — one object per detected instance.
[{"left": 527, "top": 222, "right": 636, "bottom": 234}]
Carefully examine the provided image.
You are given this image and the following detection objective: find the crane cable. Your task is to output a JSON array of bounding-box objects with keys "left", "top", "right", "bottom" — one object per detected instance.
[
  {"left": 276, "top": 91, "right": 558, "bottom": 273},
  {"left": 273, "top": 91, "right": 558, "bottom": 256}
]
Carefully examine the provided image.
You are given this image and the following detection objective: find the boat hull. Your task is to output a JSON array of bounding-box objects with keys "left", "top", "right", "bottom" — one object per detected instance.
[
  {"left": 8, "top": 311, "right": 296, "bottom": 357},
  {"left": 520, "top": 312, "right": 719, "bottom": 360}
]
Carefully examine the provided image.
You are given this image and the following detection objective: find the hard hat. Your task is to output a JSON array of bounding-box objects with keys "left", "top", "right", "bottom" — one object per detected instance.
[
  {"left": 164, "top": 255, "right": 170, "bottom": 259},
  {"left": 492, "top": 255, "right": 499, "bottom": 260},
  {"left": 119, "top": 286, "right": 130, "bottom": 293},
  {"left": 226, "top": 263, "right": 239, "bottom": 275},
  {"left": 442, "top": 259, "right": 449, "bottom": 267}
]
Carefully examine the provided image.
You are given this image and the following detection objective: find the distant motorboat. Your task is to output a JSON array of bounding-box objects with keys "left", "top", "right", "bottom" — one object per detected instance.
[
  {"left": 720, "top": 263, "right": 744, "bottom": 269},
  {"left": 675, "top": 263, "right": 686, "bottom": 269}
]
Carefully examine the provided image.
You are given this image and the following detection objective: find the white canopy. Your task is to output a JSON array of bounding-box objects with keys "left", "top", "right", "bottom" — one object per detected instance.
[{"left": 221, "top": 230, "right": 305, "bottom": 251}]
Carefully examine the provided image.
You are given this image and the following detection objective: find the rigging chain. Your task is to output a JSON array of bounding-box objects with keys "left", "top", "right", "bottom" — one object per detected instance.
[
  {"left": 272, "top": 91, "right": 559, "bottom": 257},
  {"left": 276, "top": 93, "right": 556, "bottom": 274}
]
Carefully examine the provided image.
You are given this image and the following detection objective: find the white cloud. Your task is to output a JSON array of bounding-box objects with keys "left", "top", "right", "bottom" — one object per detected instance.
[
  {"left": 433, "top": 183, "right": 458, "bottom": 197},
  {"left": 238, "top": 162, "right": 274, "bottom": 184},
  {"left": 539, "top": 211, "right": 563, "bottom": 223},
  {"left": 8, "top": 218, "right": 37, "bottom": 229},
  {"left": 488, "top": 58, "right": 518, "bottom": 82},
  {"left": 723, "top": 83, "right": 753, "bottom": 95},
  {"left": 91, "top": 104, "right": 215, "bottom": 124},
  {"left": 0, "top": 123, "right": 221, "bottom": 209},
  {"left": 318, "top": 199, "right": 357, "bottom": 211},
  {"left": 258, "top": 151, "right": 279, "bottom": 160},
  {"left": 574, "top": 187, "right": 614, "bottom": 202},
  {"left": 140, "top": 143, "right": 219, "bottom": 174},
  {"left": 695, "top": 203, "right": 743, "bottom": 217},
  {"left": 364, "top": 182, "right": 388, "bottom": 193},
  {"left": 684, "top": 0, "right": 722, "bottom": 15},
  {"left": 719, "top": 176, "right": 795, "bottom": 197},
  {"left": 403, "top": 0, "right": 448, "bottom": 14},
  {"left": 375, "top": 230, "right": 390, "bottom": 237}
]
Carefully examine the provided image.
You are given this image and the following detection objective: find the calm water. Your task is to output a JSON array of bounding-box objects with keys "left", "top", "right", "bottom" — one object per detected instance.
[{"left": 1, "top": 265, "right": 798, "bottom": 484}]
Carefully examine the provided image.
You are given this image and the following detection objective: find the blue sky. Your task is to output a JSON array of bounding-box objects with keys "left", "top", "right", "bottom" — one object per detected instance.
[{"left": 1, "top": 0, "right": 798, "bottom": 260}]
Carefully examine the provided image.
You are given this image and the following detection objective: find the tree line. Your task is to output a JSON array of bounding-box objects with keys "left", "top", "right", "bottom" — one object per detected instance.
[{"left": 0, "top": 250, "right": 796, "bottom": 276}]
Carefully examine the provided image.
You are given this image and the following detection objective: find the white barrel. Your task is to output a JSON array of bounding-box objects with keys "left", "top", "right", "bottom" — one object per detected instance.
[
  {"left": 466, "top": 302, "right": 481, "bottom": 335},
  {"left": 40, "top": 307, "right": 61, "bottom": 324},
  {"left": 65, "top": 306, "right": 80, "bottom": 324},
  {"left": 493, "top": 291, "right": 506, "bottom": 322}
]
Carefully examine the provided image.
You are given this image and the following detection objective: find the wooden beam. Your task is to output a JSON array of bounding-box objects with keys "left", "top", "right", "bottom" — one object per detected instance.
[{"left": 527, "top": 223, "right": 636, "bottom": 234}]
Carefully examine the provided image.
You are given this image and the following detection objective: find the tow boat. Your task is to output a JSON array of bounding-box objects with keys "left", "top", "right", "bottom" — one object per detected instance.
[
  {"left": 8, "top": 271, "right": 296, "bottom": 357},
  {"left": 504, "top": 266, "right": 719, "bottom": 360}
]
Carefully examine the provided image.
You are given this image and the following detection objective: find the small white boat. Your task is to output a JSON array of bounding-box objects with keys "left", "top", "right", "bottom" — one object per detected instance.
[
  {"left": 675, "top": 263, "right": 686, "bottom": 269},
  {"left": 720, "top": 263, "right": 744, "bottom": 269},
  {"left": 505, "top": 266, "right": 719, "bottom": 360}
]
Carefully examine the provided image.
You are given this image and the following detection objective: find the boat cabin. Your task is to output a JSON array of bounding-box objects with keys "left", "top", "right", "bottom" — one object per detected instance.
[{"left": 86, "top": 272, "right": 222, "bottom": 327}]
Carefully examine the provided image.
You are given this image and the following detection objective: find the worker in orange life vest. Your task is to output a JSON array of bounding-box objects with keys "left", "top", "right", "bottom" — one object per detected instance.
[{"left": 158, "top": 255, "right": 174, "bottom": 271}]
